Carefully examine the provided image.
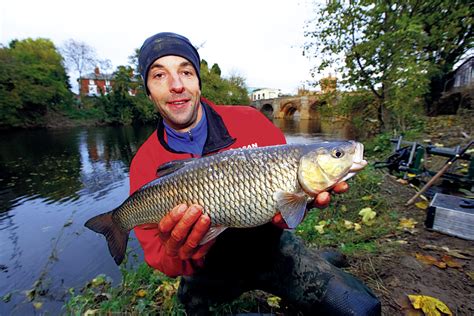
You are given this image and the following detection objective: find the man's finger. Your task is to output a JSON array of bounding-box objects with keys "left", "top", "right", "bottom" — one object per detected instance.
[
  {"left": 158, "top": 204, "right": 187, "bottom": 240},
  {"left": 333, "top": 181, "right": 349, "bottom": 194},
  {"left": 271, "top": 212, "right": 289, "bottom": 229},
  {"left": 179, "top": 215, "right": 211, "bottom": 259},
  {"left": 165, "top": 206, "right": 202, "bottom": 256},
  {"left": 314, "top": 191, "right": 331, "bottom": 208}
]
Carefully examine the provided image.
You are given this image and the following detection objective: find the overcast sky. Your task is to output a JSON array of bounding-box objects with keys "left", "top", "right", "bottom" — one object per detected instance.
[{"left": 1, "top": 0, "right": 328, "bottom": 94}]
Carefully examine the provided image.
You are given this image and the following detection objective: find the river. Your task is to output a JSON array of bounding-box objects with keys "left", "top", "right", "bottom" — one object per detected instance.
[{"left": 0, "top": 118, "right": 354, "bottom": 315}]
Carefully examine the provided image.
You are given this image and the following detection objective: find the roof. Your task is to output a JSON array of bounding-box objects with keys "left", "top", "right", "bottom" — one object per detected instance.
[{"left": 81, "top": 72, "right": 115, "bottom": 80}]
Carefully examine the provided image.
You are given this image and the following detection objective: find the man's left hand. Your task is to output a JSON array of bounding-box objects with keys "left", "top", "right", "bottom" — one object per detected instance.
[{"left": 271, "top": 181, "right": 349, "bottom": 229}]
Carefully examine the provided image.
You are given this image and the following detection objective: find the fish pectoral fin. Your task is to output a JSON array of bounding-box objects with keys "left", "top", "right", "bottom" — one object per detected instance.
[
  {"left": 200, "top": 226, "right": 228, "bottom": 245},
  {"left": 274, "top": 191, "right": 308, "bottom": 229}
]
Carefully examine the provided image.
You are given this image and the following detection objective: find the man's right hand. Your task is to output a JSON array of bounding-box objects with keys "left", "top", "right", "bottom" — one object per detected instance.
[{"left": 157, "top": 204, "right": 215, "bottom": 261}]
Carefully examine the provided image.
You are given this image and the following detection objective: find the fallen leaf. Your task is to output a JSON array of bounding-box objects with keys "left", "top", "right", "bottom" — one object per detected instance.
[
  {"left": 415, "top": 201, "right": 429, "bottom": 210},
  {"left": 33, "top": 302, "right": 43, "bottom": 309},
  {"left": 359, "top": 208, "right": 376, "bottom": 225},
  {"left": 407, "top": 173, "right": 417, "bottom": 178},
  {"left": 136, "top": 289, "right": 147, "bottom": 297},
  {"left": 267, "top": 295, "right": 281, "bottom": 308},
  {"left": 353, "top": 223, "right": 361, "bottom": 231},
  {"left": 343, "top": 220, "right": 354, "bottom": 230},
  {"left": 408, "top": 294, "right": 452, "bottom": 316},
  {"left": 466, "top": 271, "right": 474, "bottom": 281},
  {"left": 361, "top": 195, "right": 372, "bottom": 201},
  {"left": 434, "top": 143, "right": 444, "bottom": 147},
  {"left": 398, "top": 217, "right": 418, "bottom": 229},
  {"left": 415, "top": 253, "right": 447, "bottom": 269},
  {"left": 420, "top": 244, "right": 472, "bottom": 259},
  {"left": 340, "top": 205, "right": 348, "bottom": 213},
  {"left": 441, "top": 255, "right": 464, "bottom": 269},
  {"left": 314, "top": 220, "right": 326, "bottom": 234},
  {"left": 396, "top": 178, "right": 409, "bottom": 185}
]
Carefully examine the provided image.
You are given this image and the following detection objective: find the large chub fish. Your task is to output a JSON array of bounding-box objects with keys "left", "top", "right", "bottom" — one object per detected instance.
[{"left": 85, "top": 141, "right": 367, "bottom": 265}]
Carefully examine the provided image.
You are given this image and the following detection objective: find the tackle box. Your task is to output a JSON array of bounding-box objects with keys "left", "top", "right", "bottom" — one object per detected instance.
[{"left": 425, "top": 193, "right": 474, "bottom": 240}]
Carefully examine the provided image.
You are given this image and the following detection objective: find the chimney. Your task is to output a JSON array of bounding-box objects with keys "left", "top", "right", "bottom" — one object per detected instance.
[{"left": 94, "top": 67, "right": 100, "bottom": 75}]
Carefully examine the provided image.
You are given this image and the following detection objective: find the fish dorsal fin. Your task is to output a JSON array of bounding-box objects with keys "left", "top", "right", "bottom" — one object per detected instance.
[
  {"left": 274, "top": 191, "right": 308, "bottom": 229},
  {"left": 200, "top": 226, "right": 228, "bottom": 245},
  {"left": 156, "top": 158, "right": 194, "bottom": 177}
]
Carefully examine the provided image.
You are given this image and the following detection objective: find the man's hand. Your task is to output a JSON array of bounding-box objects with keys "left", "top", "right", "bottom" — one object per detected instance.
[
  {"left": 157, "top": 204, "right": 215, "bottom": 261},
  {"left": 272, "top": 181, "right": 349, "bottom": 229}
]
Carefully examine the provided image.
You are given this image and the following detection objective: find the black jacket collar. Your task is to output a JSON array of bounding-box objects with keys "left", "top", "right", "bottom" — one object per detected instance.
[{"left": 156, "top": 100, "right": 236, "bottom": 156}]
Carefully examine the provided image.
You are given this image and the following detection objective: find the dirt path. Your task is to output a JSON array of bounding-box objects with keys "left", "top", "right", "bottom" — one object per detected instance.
[{"left": 349, "top": 173, "right": 473, "bottom": 315}]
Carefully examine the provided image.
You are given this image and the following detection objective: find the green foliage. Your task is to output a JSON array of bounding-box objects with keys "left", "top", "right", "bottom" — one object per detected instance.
[
  {"left": 201, "top": 60, "right": 250, "bottom": 105},
  {"left": 304, "top": 0, "right": 473, "bottom": 130},
  {"left": 64, "top": 255, "right": 274, "bottom": 315},
  {"left": 0, "top": 38, "right": 73, "bottom": 127},
  {"left": 296, "top": 166, "right": 398, "bottom": 252},
  {"left": 89, "top": 66, "right": 156, "bottom": 125},
  {"left": 64, "top": 249, "right": 185, "bottom": 315}
]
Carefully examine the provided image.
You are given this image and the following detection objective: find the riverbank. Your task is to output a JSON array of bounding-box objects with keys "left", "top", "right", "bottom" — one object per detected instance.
[{"left": 62, "top": 114, "right": 473, "bottom": 315}]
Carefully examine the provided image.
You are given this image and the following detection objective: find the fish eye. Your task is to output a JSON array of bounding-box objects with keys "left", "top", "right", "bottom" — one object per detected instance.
[{"left": 331, "top": 148, "right": 344, "bottom": 158}]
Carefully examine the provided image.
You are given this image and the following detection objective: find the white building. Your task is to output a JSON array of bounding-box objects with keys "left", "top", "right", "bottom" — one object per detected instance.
[{"left": 251, "top": 88, "right": 281, "bottom": 101}]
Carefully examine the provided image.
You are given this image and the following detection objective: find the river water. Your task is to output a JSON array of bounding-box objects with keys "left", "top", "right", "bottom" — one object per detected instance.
[{"left": 0, "top": 118, "right": 353, "bottom": 315}]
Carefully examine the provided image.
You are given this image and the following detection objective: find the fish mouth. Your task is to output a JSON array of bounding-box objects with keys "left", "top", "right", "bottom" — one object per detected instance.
[
  {"left": 350, "top": 159, "right": 368, "bottom": 172},
  {"left": 350, "top": 142, "right": 367, "bottom": 171}
]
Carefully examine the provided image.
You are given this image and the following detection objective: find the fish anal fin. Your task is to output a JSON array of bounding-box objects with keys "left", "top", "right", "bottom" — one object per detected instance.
[
  {"left": 200, "top": 226, "right": 228, "bottom": 245},
  {"left": 274, "top": 191, "right": 308, "bottom": 229},
  {"left": 85, "top": 211, "right": 129, "bottom": 265}
]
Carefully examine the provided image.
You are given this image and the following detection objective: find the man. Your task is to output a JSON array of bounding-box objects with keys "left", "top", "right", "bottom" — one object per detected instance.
[{"left": 130, "top": 32, "right": 381, "bottom": 315}]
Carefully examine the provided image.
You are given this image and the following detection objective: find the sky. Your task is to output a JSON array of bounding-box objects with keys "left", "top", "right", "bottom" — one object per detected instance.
[{"left": 0, "top": 0, "right": 326, "bottom": 95}]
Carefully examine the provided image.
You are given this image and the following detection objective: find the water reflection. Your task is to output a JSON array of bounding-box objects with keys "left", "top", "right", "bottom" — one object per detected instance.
[
  {"left": 272, "top": 117, "right": 355, "bottom": 141},
  {"left": 0, "top": 118, "right": 354, "bottom": 315},
  {"left": 0, "top": 125, "right": 154, "bottom": 315}
]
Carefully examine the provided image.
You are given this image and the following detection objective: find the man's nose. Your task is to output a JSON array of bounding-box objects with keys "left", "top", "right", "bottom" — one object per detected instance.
[{"left": 169, "top": 74, "right": 185, "bottom": 93}]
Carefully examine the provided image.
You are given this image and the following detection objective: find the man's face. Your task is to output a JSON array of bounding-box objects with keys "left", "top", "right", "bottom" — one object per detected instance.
[{"left": 146, "top": 55, "right": 202, "bottom": 132}]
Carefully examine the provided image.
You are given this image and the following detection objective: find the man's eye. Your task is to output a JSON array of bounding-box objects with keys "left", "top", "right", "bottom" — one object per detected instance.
[{"left": 154, "top": 73, "right": 164, "bottom": 78}]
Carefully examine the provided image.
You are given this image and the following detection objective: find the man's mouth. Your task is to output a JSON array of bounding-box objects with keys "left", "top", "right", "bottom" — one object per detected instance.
[
  {"left": 167, "top": 98, "right": 189, "bottom": 105},
  {"left": 166, "top": 98, "right": 191, "bottom": 109}
]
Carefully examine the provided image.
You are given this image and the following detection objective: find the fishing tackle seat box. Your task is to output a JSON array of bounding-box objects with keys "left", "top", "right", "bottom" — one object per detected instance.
[{"left": 425, "top": 193, "right": 474, "bottom": 240}]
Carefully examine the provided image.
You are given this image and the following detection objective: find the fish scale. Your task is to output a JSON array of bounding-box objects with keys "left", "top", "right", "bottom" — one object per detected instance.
[{"left": 116, "top": 145, "right": 301, "bottom": 230}]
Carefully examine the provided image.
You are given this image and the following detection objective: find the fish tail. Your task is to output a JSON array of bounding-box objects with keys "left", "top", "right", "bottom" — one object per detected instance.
[{"left": 84, "top": 211, "right": 128, "bottom": 265}]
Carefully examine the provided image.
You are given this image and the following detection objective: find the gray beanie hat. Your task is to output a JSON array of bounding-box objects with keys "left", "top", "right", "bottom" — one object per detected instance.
[{"left": 138, "top": 32, "right": 201, "bottom": 94}]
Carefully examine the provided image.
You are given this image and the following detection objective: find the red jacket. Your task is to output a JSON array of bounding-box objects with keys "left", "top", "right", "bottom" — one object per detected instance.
[{"left": 130, "top": 98, "right": 286, "bottom": 277}]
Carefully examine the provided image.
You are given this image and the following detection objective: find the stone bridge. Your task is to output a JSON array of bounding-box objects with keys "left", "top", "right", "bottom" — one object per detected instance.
[{"left": 251, "top": 95, "right": 326, "bottom": 119}]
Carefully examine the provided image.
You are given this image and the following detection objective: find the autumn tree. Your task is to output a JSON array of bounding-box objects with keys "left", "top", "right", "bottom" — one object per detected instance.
[
  {"left": 0, "top": 38, "right": 72, "bottom": 127},
  {"left": 304, "top": 0, "right": 473, "bottom": 131}
]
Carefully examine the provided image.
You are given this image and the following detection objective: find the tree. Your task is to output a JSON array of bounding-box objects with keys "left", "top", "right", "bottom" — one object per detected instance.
[
  {"left": 0, "top": 38, "right": 73, "bottom": 127},
  {"left": 61, "top": 39, "right": 111, "bottom": 95},
  {"left": 61, "top": 39, "right": 98, "bottom": 84},
  {"left": 201, "top": 60, "right": 250, "bottom": 105},
  {"left": 304, "top": 0, "right": 473, "bottom": 130}
]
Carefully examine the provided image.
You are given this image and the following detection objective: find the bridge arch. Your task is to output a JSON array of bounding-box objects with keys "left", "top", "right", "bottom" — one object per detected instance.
[
  {"left": 280, "top": 102, "right": 301, "bottom": 119},
  {"left": 260, "top": 103, "right": 274, "bottom": 119}
]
